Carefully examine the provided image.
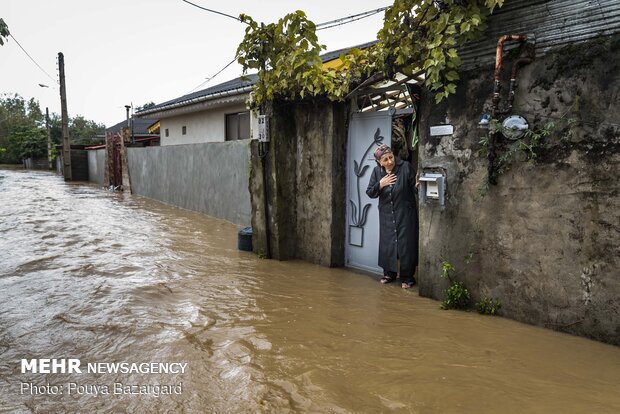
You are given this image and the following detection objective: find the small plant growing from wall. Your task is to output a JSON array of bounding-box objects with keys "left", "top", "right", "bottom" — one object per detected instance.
[
  {"left": 475, "top": 297, "right": 502, "bottom": 315},
  {"left": 439, "top": 261, "right": 470, "bottom": 310},
  {"left": 479, "top": 119, "right": 555, "bottom": 169}
]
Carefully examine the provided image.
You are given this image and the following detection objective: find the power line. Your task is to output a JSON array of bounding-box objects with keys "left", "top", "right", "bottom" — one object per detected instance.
[
  {"left": 181, "top": 4, "right": 389, "bottom": 95},
  {"left": 9, "top": 33, "right": 57, "bottom": 84},
  {"left": 186, "top": 56, "right": 238, "bottom": 94},
  {"left": 180, "top": 0, "right": 247, "bottom": 24},
  {"left": 316, "top": 7, "right": 388, "bottom": 30}
]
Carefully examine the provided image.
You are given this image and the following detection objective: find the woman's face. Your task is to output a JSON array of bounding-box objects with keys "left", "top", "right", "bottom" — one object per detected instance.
[{"left": 379, "top": 152, "right": 395, "bottom": 172}]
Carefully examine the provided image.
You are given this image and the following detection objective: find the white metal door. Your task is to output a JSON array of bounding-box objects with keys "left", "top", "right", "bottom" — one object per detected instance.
[{"left": 345, "top": 111, "right": 392, "bottom": 273}]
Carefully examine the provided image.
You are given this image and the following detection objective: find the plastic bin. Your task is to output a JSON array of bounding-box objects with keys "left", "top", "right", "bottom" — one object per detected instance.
[{"left": 237, "top": 227, "right": 253, "bottom": 251}]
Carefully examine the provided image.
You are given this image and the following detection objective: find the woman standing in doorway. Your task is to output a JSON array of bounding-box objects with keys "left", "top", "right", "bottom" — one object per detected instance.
[{"left": 366, "top": 144, "right": 419, "bottom": 289}]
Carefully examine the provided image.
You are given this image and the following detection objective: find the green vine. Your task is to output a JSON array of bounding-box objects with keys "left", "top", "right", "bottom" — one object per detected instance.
[
  {"left": 0, "top": 18, "right": 9, "bottom": 46},
  {"left": 236, "top": 1, "right": 505, "bottom": 109}
]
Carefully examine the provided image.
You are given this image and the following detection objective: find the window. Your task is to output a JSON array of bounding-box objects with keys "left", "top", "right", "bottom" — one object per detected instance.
[
  {"left": 165, "top": 128, "right": 169, "bottom": 137},
  {"left": 182, "top": 126, "right": 187, "bottom": 135},
  {"left": 225, "top": 111, "right": 250, "bottom": 141}
]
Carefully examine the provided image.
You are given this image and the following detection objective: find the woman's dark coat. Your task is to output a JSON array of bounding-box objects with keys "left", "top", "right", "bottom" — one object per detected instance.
[{"left": 366, "top": 159, "right": 419, "bottom": 277}]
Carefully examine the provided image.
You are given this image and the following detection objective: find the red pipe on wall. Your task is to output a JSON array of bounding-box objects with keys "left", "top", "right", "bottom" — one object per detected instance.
[
  {"left": 488, "top": 34, "right": 529, "bottom": 185},
  {"left": 492, "top": 34, "right": 528, "bottom": 116}
]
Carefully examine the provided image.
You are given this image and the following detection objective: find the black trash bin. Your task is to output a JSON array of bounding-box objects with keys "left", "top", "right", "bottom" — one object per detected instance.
[{"left": 237, "top": 227, "right": 253, "bottom": 251}]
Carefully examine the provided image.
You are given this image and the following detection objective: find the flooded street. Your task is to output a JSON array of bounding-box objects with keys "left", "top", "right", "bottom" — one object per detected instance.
[{"left": 1, "top": 168, "right": 619, "bottom": 413}]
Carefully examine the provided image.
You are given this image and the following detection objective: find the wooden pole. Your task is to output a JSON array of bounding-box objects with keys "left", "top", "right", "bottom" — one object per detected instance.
[
  {"left": 58, "top": 52, "right": 72, "bottom": 180},
  {"left": 120, "top": 127, "right": 131, "bottom": 193},
  {"left": 45, "top": 107, "right": 52, "bottom": 169},
  {"left": 104, "top": 132, "right": 112, "bottom": 188}
]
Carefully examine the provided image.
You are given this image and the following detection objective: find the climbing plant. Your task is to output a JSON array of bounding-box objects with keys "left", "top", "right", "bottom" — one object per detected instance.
[
  {"left": 0, "top": 18, "right": 9, "bottom": 46},
  {"left": 236, "top": 0, "right": 504, "bottom": 109}
]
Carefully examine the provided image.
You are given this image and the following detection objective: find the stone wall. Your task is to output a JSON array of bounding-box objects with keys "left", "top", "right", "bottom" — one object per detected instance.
[
  {"left": 418, "top": 36, "right": 620, "bottom": 344},
  {"left": 250, "top": 99, "right": 347, "bottom": 266}
]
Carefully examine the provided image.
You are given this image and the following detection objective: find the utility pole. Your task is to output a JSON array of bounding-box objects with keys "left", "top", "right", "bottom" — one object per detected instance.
[
  {"left": 125, "top": 105, "right": 133, "bottom": 144},
  {"left": 45, "top": 107, "right": 52, "bottom": 170},
  {"left": 58, "top": 52, "right": 72, "bottom": 180}
]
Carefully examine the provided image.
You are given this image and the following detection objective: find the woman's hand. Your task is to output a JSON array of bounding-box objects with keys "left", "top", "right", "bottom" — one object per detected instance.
[{"left": 380, "top": 173, "right": 397, "bottom": 189}]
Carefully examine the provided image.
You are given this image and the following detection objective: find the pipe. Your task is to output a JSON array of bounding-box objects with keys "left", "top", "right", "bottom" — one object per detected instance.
[
  {"left": 492, "top": 34, "right": 528, "bottom": 116},
  {"left": 507, "top": 57, "right": 533, "bottom": 113},
  {"left": 488, "top": 34, "right": 529, "bottom": 185}
]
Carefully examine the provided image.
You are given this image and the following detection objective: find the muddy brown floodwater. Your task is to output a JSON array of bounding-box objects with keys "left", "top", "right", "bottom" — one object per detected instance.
[{"left": 0, "top": 169, "right": 619, "bottom": 413}]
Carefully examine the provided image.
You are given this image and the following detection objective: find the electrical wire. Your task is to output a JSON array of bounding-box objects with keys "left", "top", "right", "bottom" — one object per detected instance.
[
  {"left": 180, "top": 0, "right": 247, "bottom": 24},
  {"left": 9, "top": 33, "right": 57, "bottom": 84},
  {"left": 181, "top": 4, "right": 390, "bottom": 96},
  {"left": 186, "top": 56, "right": 238, "bottom": 94},
  {"left": 316, "top": 7, "right": 388, "bottom": 30}
]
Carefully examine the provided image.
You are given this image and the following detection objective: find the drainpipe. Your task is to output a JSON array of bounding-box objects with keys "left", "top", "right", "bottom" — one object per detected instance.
[{"left": 488, "top": 34, "right": 529, "bottom": 185}]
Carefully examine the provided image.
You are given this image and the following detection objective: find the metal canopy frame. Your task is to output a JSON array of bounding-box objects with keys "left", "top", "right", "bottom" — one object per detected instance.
[{"left": 348, "top": 70, "right": 424, "bottom": 113}]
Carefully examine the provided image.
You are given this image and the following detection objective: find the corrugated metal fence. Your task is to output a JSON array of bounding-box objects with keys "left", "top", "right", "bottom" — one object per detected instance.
[{"left": 461, "top": 0, "right": 620, "bottom": 69}]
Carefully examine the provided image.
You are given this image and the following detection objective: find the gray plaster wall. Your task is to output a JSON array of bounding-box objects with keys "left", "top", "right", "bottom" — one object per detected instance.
[
  {"left": 127, "top": 141, "right": 251, "bottom": 226},
  {"left": 87, "top": 149, "right": 105, "bottom": 186},
  {"left": 418, "top": 36, "right": 620, "bottom": 344},
  {"left": 249, "top": 100, "right": 347, "bottom": 266}
]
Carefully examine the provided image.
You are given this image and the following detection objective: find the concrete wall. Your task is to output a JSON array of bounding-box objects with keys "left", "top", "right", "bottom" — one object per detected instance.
[
  {"left": 160, "top": 103, "right": 247, "bottom": 146},
  {"left": 418, "top": 36, "right": 620, "bottom": 345},
  {"left": 250, "top": 99, "right": 347, "bottom": 266},
  {"left": 126, "top": 140, "right": 251, "bottom": 226},
  {"left": 87, "top": 149, "right": 105, "bottom": 186}
]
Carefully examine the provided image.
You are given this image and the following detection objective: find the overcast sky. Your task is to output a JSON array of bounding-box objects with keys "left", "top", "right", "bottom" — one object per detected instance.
[{"left": 1, "top": 0, "right": 389, "bottom": 126}]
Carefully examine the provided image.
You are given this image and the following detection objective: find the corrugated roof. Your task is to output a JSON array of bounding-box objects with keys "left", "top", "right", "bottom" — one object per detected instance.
[{"left": 460, "top": 0, "right": 620, "bottom": 70}]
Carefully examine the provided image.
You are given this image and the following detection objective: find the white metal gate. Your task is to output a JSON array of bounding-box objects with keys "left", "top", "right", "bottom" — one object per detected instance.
[{"left": 345, "top": 111, "right": 392, "bottom": 273}]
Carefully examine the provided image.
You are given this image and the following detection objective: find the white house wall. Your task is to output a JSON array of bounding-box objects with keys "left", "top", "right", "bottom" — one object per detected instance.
[{"left": 160, "top": 103, "right": 247, "bottom": 146}]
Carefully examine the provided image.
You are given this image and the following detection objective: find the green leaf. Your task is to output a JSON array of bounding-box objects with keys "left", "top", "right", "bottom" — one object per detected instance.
[{"left": 445, "top": 71, "right": 459, "bottom": 81}]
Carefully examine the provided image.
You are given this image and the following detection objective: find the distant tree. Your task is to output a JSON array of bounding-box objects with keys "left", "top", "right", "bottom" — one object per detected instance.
[
  {"left": 135, "top": 101, "right": 156, "bottom": 112},
  {"left": 0, "top": 93, "right": 104, "bottom": 162},
  {"left": 70, "top": 115, "right": 104, "bottom": 144},
  {"left": 0, "top": 94, "right": 45, "bottom": 163},
  {"left": 0, "top": 18, "right": 9, "bottom": 46}
]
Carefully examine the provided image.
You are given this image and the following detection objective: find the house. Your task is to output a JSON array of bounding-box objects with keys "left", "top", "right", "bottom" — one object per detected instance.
[
  {"left": 246, "top": 1, "right": 620, "bottom": 346},
  {"left": 135, "top": 75, "right": 258, "bottom": 145}
]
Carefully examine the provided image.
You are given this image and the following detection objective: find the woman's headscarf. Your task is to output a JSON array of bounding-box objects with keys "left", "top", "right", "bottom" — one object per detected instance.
[{"left": 374, "top": 144, "right": 392, "bottom": 162}]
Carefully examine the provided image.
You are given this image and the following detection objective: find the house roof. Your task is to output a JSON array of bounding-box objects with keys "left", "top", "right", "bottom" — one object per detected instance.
[
  {"left": 136, "top": 40, "right": 378, "bottom": 117},
  {"left": 136, "top": 74, "right": 259, "bottom": 117},
  {"left": 106, "top": 117, "right": 159, "bottom": 136}
]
